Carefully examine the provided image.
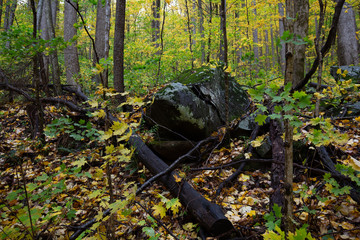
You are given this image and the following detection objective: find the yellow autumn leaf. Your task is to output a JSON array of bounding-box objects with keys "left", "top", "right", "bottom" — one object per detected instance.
[
  {"left": 88, "top": 99, "right": 99, "bottom": 108},
  {"left": 92, "top": 109, "right": 106, "bottom": 118},
  {"left": 251, "top": 135, "right": 265, "bottom": 147},
  {"left": 183, "top": 222, "right": 197, "bottom": 231},
  {"left": 165, "top": 0, "right": 171, "bottom": 4},
  {"left": 247, "top": 210, "right": 257, "bottom": 217},
  {"left": 112, "top": 121, "right": 128, "bottom": 136},
  {"left": 173, "top": 174, "right": 182, "bottom": 182},
  {"left": 355, "top": 116, "right": 360, "bottom": 122},
  {"left": 105, "top": 144, "right": 115, "bottom": 155},
  {"left": 336, "top": 68, "right": 342, "bottom": 74},
  {"left": 72, "top": 157, "right": 87, "bottom": 168},
  {"left": 152, "top": 204, "right": 167, "bottom": 218},
  {"left": 349, "top": 156, "right": 360, "bottom": 171},
  {"left": 100, "top": 129, "right": 113, "bottom": 141}
]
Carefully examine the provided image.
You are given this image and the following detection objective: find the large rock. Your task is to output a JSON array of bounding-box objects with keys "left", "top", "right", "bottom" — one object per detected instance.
[
  {"left": 330, "top": 66, "right": 360, "bottom": 83},
  {"left": 146, "top": 66, "right": 250, "bottom": 141}
]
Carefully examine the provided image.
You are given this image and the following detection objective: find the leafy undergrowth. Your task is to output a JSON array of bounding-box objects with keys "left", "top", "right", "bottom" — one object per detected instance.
[{"left": 1, "top": 101, "right": 360, "bottom": 240}]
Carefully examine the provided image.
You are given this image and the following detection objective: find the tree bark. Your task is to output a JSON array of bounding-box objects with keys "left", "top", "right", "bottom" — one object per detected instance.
[
  {"left": 113, "top": 0, "right": 126, "bottom": 102},
  {"left": 293, "top": 0, "right": 309, "bottom": 88},
  {"left": 293, "top": 0, "right": 345, "bottom": 91},
  {"left": 39, "top": 0, "right": 62, "bottom": 95},
  {"left": 151, "top": 0, "right": 160, "bottom": 54},
  {"left": 64, "top": 0, "right": 81, "bottom": 91},
  {"left": 4, "top": 0, "right": 17, "bottom": 31},
  {"left": 94, "top": 0, "right": 111, "bottom": 86},
  {"left": 278, "top": 3, "right": 286, "bottom": 74},
  {"left": 198, "top": 0, "right": 205, "bottom": 64},
  {"left": 219, "top": 0, "right": 228, "bottom": 66},
  {"left": 337, "top": 2, "right": 359, "bottom": 65},
  {"left": 252, "top": 1, "right": 259, "bottom": 69}
]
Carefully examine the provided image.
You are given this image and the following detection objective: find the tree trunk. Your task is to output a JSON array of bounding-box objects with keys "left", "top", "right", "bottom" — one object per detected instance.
[
  {"left": 337, "top": 3, "right": 359, "bottom": 65},
  {"left": 39, "top": 0, "right": 62, "bottom": 95},
  {"left": 219, "top": 0, "right": 228, "bottom": 66},
  {"left": 94, "top": 0, "right": 111, "bottom": 86},
  {"left": 206, "top": 0, "right": 213, "bottom": 63},
  {"left": 184, "top": 0, "right": 194, "bottom": 68},
  {"left": 252, "top": 1, "right": 259, "bottom": 69},
  {"left": 278, "top": 3, "right": 285, "bottom": 74},
  {"left": 0, "top": 0, "right": 3, "bottom": 28},
  {"left": 293, "top": 0, "right": 309, "bottom": 88},
  {"left": 64, "top": 0, "right": 81, "bottom": 91},
  {"left": 270, "top": 24, "right": 276, "bottom": 69},
  {"left": 151, "top": 0, "right": 160, "bottom": 54},
  {"left": 113, "top": 0, "right": 126, "bottom": 102},
  {"left": 198, "top": 0, "right": 205, "bottom": 64},
  {"left": 4, "top": 0, "right": 17, "bottom": 31}
]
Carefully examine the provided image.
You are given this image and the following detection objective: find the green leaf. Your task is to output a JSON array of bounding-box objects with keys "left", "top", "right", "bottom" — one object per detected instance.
[
  {"left": 142, "top": 227, "right": 156, "bottom": 237},
  {"left": 255, "top": 114, "right": 267, "bottom": 126},
  {"left": 35, "top": 173, "right": 49, "bottom": 181}
]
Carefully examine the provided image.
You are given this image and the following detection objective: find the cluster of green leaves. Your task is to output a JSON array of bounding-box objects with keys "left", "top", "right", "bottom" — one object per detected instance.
[
  {"left": 0, "top": 162, "right": 84, "bottom": 239},
  {"left": 44, "top": 117, "right": 100, "bottom": 142},
  {"left": 248, "top": 82, "right": 312, "bottom": 127},
  {"left": 263, "top": 204, "right": 314, "bottom": 240},
  {"left": 302, "top": 117, "right": 348, "bottom": 147}
]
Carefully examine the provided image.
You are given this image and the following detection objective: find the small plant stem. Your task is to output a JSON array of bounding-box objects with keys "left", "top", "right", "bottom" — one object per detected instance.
[{"left": 19, "top": 164, "right": 36, "bottom": 239}]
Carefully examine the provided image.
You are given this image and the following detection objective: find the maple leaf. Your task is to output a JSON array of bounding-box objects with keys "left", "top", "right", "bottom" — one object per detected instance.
[
  {"left": 111, "top": 121, "right": 128, "bottom": 136},
  {"left": 92, "top": 109, "right": 106, "bottom": 118},
  {"left": 72, "top": 157, "right": 87, "bottom": 168},
  {"left": 88, "top": 99, "right": 99, "bottom": 108},
  {"left": 173, "top": 174, "right": 182, "bottom": 182},
  {"left": 166, "top": 198, "right": 181, "bottom": 215},
  {"left": 349, "top": 156, "right": 360, "bottom": 171},
  {"left": 100, "top": 129, "right": 113, "bottom": 141},
  {"left": 152, "top": 204, "right": 167, "bottom": 218},
  {"left": 182, "top": 222, "right": 197, "bottom": 231}
]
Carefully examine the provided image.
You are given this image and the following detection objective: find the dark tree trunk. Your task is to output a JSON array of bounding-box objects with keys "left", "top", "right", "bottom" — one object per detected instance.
[
  {"left": 219, "top": 0, "right": 228, "bottom": 66},
  {"left": 113, "top": 0, "right": 126, "bottom": 102}
]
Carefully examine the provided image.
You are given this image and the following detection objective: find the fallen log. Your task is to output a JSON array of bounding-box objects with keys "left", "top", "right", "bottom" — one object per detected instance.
[{"left": 129, "top": 134, "right": 235, "bottom": 236}]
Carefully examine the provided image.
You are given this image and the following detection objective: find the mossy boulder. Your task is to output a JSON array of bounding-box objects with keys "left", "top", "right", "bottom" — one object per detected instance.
[
  {"left": 330, "top": 66, "right": 360, "bottom": 83},
  {"left": 146, "top": 66, "right": 250, "bottom": 141}
]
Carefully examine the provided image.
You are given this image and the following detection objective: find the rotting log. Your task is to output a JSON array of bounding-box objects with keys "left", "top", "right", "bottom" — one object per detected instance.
[{"left": 129, "top": 134, "right": 235, "bottom": 237}]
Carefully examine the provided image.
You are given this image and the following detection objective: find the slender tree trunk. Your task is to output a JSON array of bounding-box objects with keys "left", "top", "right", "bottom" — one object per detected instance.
[
  {"left": 156, "top": 2, "right": 166, "bottom": 80},
  {"left": 315, "top": 0, "right": 325, "bottom": 117},
  {"left": 30, "top": 0, "right": 45, "bottom": 140},
  {"left": 46, "top": 0, "right": 61, "bottom": 95},
  {"left": 0, "top": 0, "right": 3, "bottom": 28},
  {"left": 185, "top": 0, "right": 194, "bottom": 68},
  {"left": 264, "top": 29, "right": 270, "bottom": 70},
  {"left": 151, "top": 0, "right": 160, "bottom": 54},
  {"left": 278, "top": 3, "right": 286, "bottom": 74},
  {"left": 113, "top": 0, "right": 126, "bottom": 102},
  {"left": 219, "top": 0, "right": 228, "bottom": 66},
  {"left": 252, "top": 0, "right": 259, "bottom": 69},
  {"left": 206, "top": 0, "right": 212, "bottom": 63},
  {"left": 64, "top": 0, "right": 81, "bottom": 91},
  {"left": 4, "top": 0, "right": 17, "bottom": 31},
  {"left": 198, "top": 0, "right": 205, "bottom": 64},
  {"left": 270, "top": 24, "right": 276, "bottom": 69}
]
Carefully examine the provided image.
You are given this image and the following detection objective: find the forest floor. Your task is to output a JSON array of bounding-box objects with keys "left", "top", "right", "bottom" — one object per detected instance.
[{"left": 0, "top": 97, "right": 360, "bottom": 240}]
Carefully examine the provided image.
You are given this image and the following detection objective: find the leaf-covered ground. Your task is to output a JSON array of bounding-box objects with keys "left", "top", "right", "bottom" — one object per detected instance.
[{"left": 1, "top": 100, "right": 360, "bottom": 239}]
